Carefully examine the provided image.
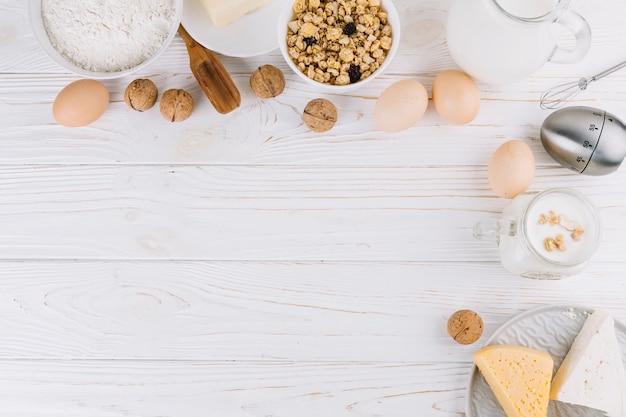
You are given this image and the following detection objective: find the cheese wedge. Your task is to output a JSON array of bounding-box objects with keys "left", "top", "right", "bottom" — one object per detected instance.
[
  {"left": 199, "top": 0, "right": 273, "bottom": 28},
  {"left": 550, "top": 310, "right": 626, "bottom": 417},
  {"left": 474, "top": 345, "right": 553, "bottom": 417}
]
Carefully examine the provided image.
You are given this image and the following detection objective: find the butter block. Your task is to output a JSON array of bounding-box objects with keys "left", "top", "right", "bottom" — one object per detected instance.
[
  {"left": 474, "top": 345, "right": 553, "bottom": 417},
  {"left": 199, "top": 0, "right": 273, "bottom": 28},
  {"left": 550, "top": 310, "right": 626, "bottom": 417}
]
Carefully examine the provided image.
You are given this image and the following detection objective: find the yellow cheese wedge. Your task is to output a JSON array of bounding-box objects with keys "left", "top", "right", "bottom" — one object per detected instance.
[
  {"left": 474, "top": 345, "right": 554, "bottom": 417},
  {"left": 199, "top": 0, "right": 274, "bottom": 28}
]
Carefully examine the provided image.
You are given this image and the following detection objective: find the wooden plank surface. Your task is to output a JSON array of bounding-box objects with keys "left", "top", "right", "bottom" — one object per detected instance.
[
  {"left": 0, "top": 165, "right": 623, "bottom": 261},
  {"left": 2, "top": 0, "right": 626, "bottom": 415},
  {"left": 0, "top": 360, "right": 470, "bottom": 417},
  {"left": 0, "top": 261, "right": 624, "bottom": 361}
]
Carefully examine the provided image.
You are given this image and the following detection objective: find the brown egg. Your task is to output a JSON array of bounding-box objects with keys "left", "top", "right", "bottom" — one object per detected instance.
[
  {"left": 432, "top": 70, "right": 480, "bottom": 125},
  {"left": 374, "top": 79, "right": 428, "bottom": 133},
  {"left": 488, "top": 140, "right": 535, "bottom": 199},
  {"left": 52, "top": 79, "right": 110, "bottom": 127}
]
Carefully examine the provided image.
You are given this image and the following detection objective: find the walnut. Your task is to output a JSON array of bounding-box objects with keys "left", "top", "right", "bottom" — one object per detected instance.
[
  {"left": 538, "top": 211, "right": 585, "bottom": 246},
  {"left": 571, "top": 227, "right": 585, "bottom": 241},
  {"left": 544, "top": 235, "right": 567, "bottom": 252},
  {"left": 124, "top": 79, "right": 158, "bottom": 112},
  {"left": 159, "top": 89, "right": 194, "bottom": 122},
  {"left": 447, "top": 309, "right": 484, "bottom": 345},
  {"left": 302, "top": 98, "right": 337, "bottom": 132},
  {"left": 250, "top": 65, "right": 286, "bottom": 99}
]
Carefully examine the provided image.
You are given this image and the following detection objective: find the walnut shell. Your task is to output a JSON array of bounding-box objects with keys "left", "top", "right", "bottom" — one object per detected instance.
[
  {"left": 302, "top": 98, "right": 337, "bottom": 132},
  {"left": 250, "top": 64, "right": 286, "bottom": 98},
  {"left": 447, "top": 309, "right": 484, "bottom": 345},
  {"left": 160, "top": 89, "right": 194, "bottom": 122},
  {"left": 124, "top": 79, "right": 158, "bottom": 112}
]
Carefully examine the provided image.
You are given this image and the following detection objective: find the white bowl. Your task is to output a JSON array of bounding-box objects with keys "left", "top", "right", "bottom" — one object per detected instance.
[
  {"left": 30, "top": 0, "right": 183, "bottom": 79},
  {"left": 277, "top": 0, "right": 400, "bottom": 93}
]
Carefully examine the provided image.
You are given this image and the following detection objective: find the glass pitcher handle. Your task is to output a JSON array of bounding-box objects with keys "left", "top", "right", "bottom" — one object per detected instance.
[
  {"left": 473, "top": 219, "right": 516, "bottom": 242},
  {"left": 550, "top": 10, "right": 592, "bottom": 64}
]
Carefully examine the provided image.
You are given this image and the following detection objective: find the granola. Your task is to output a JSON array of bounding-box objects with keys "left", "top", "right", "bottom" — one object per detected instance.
[{"left": 286, "top": 0, "right": 393, "bottom": 86}]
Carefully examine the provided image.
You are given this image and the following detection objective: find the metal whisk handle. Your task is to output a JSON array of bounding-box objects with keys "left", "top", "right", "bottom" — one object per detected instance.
[
  {"left": 591, "top": 59, "right": 626, "bottom": 82},
  {"left": 540, "top": 58, "right": 626, "bottom": 109}
]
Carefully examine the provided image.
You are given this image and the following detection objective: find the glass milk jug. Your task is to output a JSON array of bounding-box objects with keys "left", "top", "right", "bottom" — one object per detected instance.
[
  {"left": 473, "top": 188, "right": 602, "bottom": 279},
  {"left": 446, "top": 0, "right": 591, "bottom": 85}
]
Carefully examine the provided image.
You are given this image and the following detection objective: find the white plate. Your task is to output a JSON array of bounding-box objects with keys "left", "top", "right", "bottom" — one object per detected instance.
[
  {"left": 466, "top": 304, "right": 626, "bottom": 417},
  {"left": 181, "top": 0, "right": 289, "bottom": 57}
]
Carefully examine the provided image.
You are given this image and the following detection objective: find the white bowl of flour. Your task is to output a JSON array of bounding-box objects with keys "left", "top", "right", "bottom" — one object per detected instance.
[{"left": 30, "top": 0, "right": 183, "bottom": 79}]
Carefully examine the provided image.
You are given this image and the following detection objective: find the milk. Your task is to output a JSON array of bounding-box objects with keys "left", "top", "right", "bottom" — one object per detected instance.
[
  {"left": 497, "top": 190, "right": 601, "bottom": 278},
  {"left": 524, "top": 193, "right": 597, "bottom": 264},
  {"left": 495, "top": 0, "right": 559, "bottom": 19},
  {"left": 446, "top": 0, "right": 562, "bottom": 84}
]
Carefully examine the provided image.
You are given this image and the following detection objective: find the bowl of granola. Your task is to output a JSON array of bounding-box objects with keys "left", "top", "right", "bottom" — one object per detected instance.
[{"left": 278, "top": 0, "right": 400, "bottom": 92}]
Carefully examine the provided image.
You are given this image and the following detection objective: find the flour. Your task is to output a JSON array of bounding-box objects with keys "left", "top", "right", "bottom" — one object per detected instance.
[{"left": 41, "top": 0, "right": 176, "bottom": 73}]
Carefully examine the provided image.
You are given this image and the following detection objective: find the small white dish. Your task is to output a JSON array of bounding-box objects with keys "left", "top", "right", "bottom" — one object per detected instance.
[
  {"left": 181, "top": 0, "right": 289, "bottom": 58},
  {"left": 277, "top": 0, "right": 401, "bottom": 93},
  {"left": 30, "top": 0, "right": 183, "bottom": 79}
]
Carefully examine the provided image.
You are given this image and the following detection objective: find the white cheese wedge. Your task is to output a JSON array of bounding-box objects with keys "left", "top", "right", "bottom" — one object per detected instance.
[
  {"left": 550, "top": 310, "right": 626, "bottom": 417},
  {"left": 199, "top": 0, "right": 273, "bottom": 28},
  {"left": 474, "top": 345, "right": 553, "bottom": 417}
]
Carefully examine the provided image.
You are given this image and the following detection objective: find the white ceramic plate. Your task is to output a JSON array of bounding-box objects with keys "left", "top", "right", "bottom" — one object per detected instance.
[
  {"left": 466, "top": 304, "right": 626, "bottom": 417},
  {"left": 181, "top": 0, "right": 289, "bottom": 57}
]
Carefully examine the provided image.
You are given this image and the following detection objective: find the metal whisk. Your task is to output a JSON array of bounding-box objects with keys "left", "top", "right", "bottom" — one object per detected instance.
[{"left": 540, "top": 59, "right": 626, "bottom": 109}]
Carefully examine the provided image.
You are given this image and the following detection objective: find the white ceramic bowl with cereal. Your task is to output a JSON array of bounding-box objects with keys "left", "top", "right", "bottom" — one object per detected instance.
[
  {"left": 30, "top": 0, "right": 183, "bottom": 79},
  {"left": 278, "top": 0, "right": 400, "bottom": 92}
]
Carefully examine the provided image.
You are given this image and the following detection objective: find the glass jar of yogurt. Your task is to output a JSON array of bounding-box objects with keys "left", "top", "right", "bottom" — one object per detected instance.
[{"left": 474, "top": 188, "right": 602, "bottom": 279}]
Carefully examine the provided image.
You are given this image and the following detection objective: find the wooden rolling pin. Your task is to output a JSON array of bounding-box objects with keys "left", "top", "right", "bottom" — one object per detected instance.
[{"left": 178, "top": 25, "right": 241, "bottom": 114}]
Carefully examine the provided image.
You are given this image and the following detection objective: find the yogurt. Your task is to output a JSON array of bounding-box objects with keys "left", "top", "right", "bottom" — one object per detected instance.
[
  {"left": 523, "top": 191, "right": 597, "bottom": 264},
  {"left": 476, "top": 188, "right": 602, "bottom": 279}
]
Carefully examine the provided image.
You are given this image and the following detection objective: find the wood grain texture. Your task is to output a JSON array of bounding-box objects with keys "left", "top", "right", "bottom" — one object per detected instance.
[
  {"left": 178, "top": 25, "right": 241, "bottom": 114},
  {"left": 1, "top": 261, "right": 625, "bottom": 361},
  {"left": 0, "top": 360, "right": 469, "bottom": 417},
  {"left": 0, "top": 165, "right": 623, "bottom": 261},
  {"left": 2, "top": 0, "right": 626, "bottom": 415}
]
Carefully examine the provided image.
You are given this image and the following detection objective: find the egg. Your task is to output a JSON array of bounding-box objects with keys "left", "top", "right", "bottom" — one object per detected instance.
[
  {"left": 374, "top": 79, "right": 428, "bottom": 133},
  {"left": 432, "top": 70, "right": 480, "bottom": 125},
  {"left": 488, "top": 140, "right": 535, "bottom": 199},
  {"left": 52, "top": 79, "right": 110, "bottom": 127}
]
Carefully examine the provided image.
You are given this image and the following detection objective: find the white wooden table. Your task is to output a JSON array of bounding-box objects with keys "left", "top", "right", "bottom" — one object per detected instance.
[{"left": 1, "top": 0, "right": 626, "bottom": 415}]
